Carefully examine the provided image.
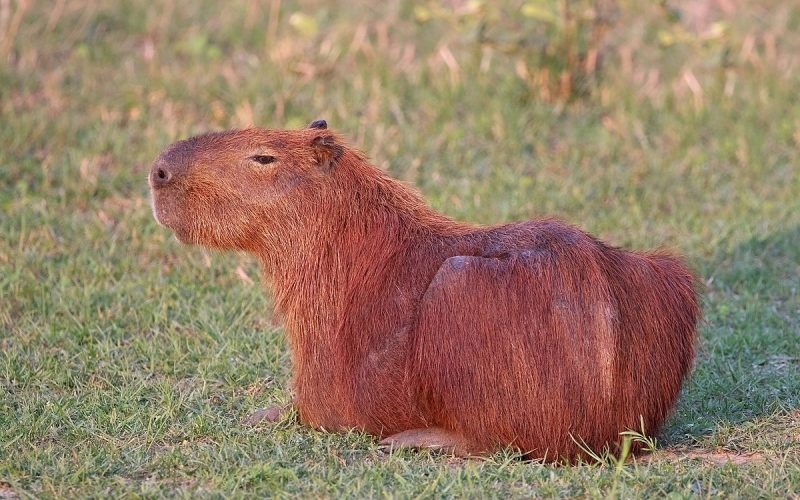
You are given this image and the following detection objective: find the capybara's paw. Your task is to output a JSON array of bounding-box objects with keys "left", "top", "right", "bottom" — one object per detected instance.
[
  {"left": 379, "top": 427, "right": 475, "bottom": 456},
  {"left": 242, "top": 406, "right": 284, "bottom": 426}
]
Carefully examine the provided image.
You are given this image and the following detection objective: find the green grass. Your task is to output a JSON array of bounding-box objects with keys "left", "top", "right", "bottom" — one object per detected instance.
[{"left": 1, "top": 0, "right": 799, "bottom": 497}]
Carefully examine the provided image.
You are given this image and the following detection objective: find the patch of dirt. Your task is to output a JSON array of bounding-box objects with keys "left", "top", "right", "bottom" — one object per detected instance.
[
  {"left": 791, "top": 410, "right": 800, "bottom": 443},
  {"left": 644, "top": 448, "right": 767, "bottom": 465},
  {"left": 754, "top": 354, "right": 799, "bottom": 372},
  {"left": 0, "top": 483, "right": 18, "bottom": 499}
]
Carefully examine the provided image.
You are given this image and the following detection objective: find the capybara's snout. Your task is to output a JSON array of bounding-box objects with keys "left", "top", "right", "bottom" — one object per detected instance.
[{"left": 150, "top": 138, "right": 196, "bottom": 190}]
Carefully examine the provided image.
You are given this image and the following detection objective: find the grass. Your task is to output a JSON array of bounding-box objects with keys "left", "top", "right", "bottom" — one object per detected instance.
[{"left": 1, "top": 0, "right": 799, "bottom": 497}]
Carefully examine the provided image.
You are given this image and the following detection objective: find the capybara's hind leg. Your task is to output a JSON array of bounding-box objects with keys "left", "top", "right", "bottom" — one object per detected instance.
[{"left": 379, "top": 427, "right": 477, "bottom": 456}]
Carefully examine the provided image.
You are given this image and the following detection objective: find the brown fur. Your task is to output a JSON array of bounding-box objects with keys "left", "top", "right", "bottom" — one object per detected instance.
[{"left": 149, "top": 123, "right": 700, "bottom": 462}]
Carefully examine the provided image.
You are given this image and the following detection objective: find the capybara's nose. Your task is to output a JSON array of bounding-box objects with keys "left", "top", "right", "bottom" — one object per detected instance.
[{"left": 150, "top": 162, "right": 173, "bottom": 188}]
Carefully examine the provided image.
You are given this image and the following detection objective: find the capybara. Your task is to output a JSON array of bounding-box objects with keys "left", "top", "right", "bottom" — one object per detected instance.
[{"left": 149, "top": 120, "right": 700, "bottom": 462}]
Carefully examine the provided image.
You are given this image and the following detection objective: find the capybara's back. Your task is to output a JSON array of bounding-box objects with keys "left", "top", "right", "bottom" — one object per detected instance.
[
  {"left": 149, "top": 123, "right": 701, "bottom": 462},
  {"left": 409, "top": 220, "right": 699, "bottom": 460}
]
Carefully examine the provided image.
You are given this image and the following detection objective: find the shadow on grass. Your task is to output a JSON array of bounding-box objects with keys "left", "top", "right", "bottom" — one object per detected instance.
[{"left": 663, "top": 225, "right": 800, "bottom": 447}]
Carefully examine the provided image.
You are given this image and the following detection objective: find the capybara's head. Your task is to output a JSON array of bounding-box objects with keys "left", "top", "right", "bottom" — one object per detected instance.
[{"left": 149, "top": 120, "right": 344, "bottom": 250}]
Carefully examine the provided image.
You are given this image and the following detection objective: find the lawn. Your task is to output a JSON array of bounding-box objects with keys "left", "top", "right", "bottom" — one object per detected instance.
[{"left": 1, "top": 0, "right": 799, "bottom": 497}]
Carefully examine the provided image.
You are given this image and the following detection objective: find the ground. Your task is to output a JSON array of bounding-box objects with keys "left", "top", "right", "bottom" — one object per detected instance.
[{"left": 1, "top": 0, "right": 799, "bottom": 497}]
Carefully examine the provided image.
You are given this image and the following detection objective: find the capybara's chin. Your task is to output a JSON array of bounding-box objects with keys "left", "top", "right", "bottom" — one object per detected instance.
[
  {"left": 167, "top": 224, "right": 194, "bottom": 245},
  {"left": 150, "top": 194, "right": 193, "bottom": 243},
  {"left": 149, "top": 193, "right": 175, "bottom": 229}
]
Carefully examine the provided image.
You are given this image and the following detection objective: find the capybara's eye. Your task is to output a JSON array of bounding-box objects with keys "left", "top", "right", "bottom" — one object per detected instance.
[{"left": 250, "top": 155, "right": 276, "bottom": 165}]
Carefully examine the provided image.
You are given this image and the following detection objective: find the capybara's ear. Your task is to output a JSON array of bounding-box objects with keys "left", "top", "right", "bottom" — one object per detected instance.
[
  {"left": 308, "top": 119, "right": 327, "bottom": 130},
  {"left": 311, "top": 134, "right": 343, "bottom": 170}
]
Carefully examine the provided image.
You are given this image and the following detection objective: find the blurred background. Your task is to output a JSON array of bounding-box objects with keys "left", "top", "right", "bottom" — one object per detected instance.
[
  {"left": 1, "top": 0, "right": 798, "bottom": 496},
  {"left": 3, "top": 0, "right": 799, "bottom": 239}
]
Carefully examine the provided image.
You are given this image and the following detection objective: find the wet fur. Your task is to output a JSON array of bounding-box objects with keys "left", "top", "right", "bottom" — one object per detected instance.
[{"left": 149, "top": 126, "right": 701, "bottom": 462}]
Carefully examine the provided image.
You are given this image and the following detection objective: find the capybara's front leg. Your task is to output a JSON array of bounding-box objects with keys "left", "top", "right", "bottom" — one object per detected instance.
[{"left": 379, "top": 427, "right": 477, "bottom": 456}]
